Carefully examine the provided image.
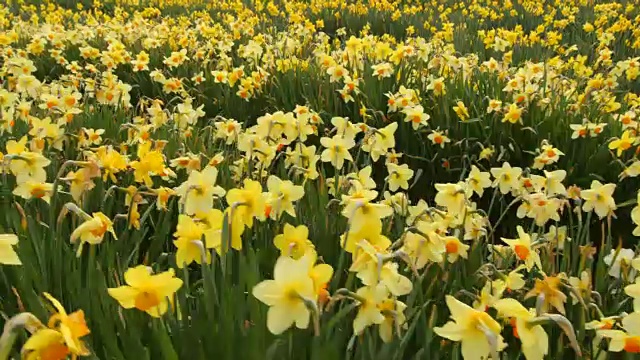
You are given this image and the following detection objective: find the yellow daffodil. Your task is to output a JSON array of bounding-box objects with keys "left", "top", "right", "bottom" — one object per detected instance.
[
  {"left": 361, "top": 122, "right": 397, "bottom": 162},
  {"left": 544, "top": 225, "right": 570, "bottom": 250},
  {"left": 434, "top": 182, "right": 469, "bottom": 214},
  {"left": 226, "top": 179, "right": 267, "bottom": 229},
  {"left": 265, "top": 175, "right": 304, "bottom": 220},
  {"left": 493, "top": 298, "right": 548, "bottom": 360},
  {"left": 173, "top": 214, "right": 209, "bottom": 267},
  {"left": 349, "top": 240, "right": 412, "bottom": 296},
  {"left": 625, "top": 277, "right": 640, "bottom": 311},
  {"left": 39, "top": 293, "right": 91, "bottom": 357},
  {"left": 320, "top": 135, "right": 355, "bottom": 170},
  {"left": 70, "top": 212, "right": 116, "bottom": 257},
  {"left": 609, "top": 130, "right": 636, "bottom": 156},
  {"left": 341, "top": 218, "right": 391, "bottom": 254},
  {"left": 580, "top": 180, "right": 616, "bottom": 219},
  {"left": 274, "top": 224, "right": 314, "bottom": 259},
  {"left": 9, "top": 151, "right": 50, "bottom": 183},
  {"left": 94, "top": 145, "right": 128, "bottom": 183},
  {"left": 434, "top": 295, "right": 505, "bottom": 360},
  {"left": 443, "top": 236, "right": 470, "bottom": 263},
  {"left": 108, "top": 265, "right": 183, "bottom": 317},
  {"left": 502, "top": 226, "right": 542, "bottom": 271},
  {"left": 598, "top": 312, "right": 640, "bottom": 354},
  {"left": 341, "top": 187, "right": 393, "bottom": 233},
  {"left": 175, "top": 165, "right": 226, "bottom": 215},
  {"left": 491, "top": 162, "right": 522, "bottom": 194},
  {"left": 403, "top": 105, "right": 430, "bottom": 129},
  {"left": 466, "top": 165, "right": 492, "bottom": 197},
  {"left": 386, "top": 163, "right": 414, "bottom": 191},
  {"left": 353, "top": 284, "right": 389, "bottom": 335},
  {"left": 129, "top": 141, "right": 165, "bottom": 187},
  {"left": 154, "top": 187, "right": 176, "bottom": 210},
  {"left": 603, "top": 248, "right": 635, "bottom": 279},
  {"left": 453, "top": 101, "right": 470, "bottom": 121},
  {"left": 22, "top": 328, "right": 70, "bottom": 360},
  {"left": 524, "top": 276, "right": 567, "bottom": 314},
  {"left": 252, "top": 256, "right": 317, "bottom": 335},
  {"left": 428, "top": 130, "right": 451, "bottom": 148},
  {"left": 12, "top": 176, "right": 54, "bottom": 203},
  {"left": 299, "top": 250, "right": 333, "bottom": 300},
  {"left": 346, "top": 165, "right": 377, "bottom": 190},
  {"left": 502, "top": 103, "right": 523, "bottom": 124}
]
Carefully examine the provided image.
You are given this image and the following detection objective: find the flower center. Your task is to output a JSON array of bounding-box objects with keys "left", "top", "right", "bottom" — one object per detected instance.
[
  {"left": 264, "top": 204, "right": 272, "bottom": 218},
  {"left": 445, "top": 241, "right": 458, "bottom": 254},
  {"left": 90, "top": 221, "right": 108, "bottom": 237},
  {"left": 30, "top": 186, "right": 47, "bottom": 198},
  {"left": 624, "top": 337, "right": 640, "bottom": 353},
  {"left": 134, "top": 291, "right": 160, "bottom": 311},
  {"left": 40, "top": 342, "right": 70, "bottom": 360},
  {"left": 600, "top": 322, "right": 613, "bottom": 330},
  {"left": 510, "top": 318, "right": 519, "bottom": 339},
  {"left": 514, "top": 244, "right": 530, "bottom": 260}
]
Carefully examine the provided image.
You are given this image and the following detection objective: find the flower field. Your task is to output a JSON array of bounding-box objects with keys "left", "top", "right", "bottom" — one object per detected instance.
[{"left": 2, "top": 0, "right": 640, "bottom": 358}]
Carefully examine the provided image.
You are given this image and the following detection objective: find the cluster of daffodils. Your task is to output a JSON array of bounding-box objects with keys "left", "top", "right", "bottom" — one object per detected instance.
[
  {"left": 2, "top": 0, "right": 640, "bottom": 358},
  {"left": 0, "top": 293, "right": 90, "bottom": 359}
]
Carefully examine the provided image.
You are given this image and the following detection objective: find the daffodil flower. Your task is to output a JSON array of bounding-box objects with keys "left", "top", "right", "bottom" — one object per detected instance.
[
  {"left": 173, "top": 214, "right": 209, "bottom": 267},
  {"left": 580, "top": 180, "right": 616, "bottom": 219},
  {"left": 434, "top": 295, "right": 506, "bottom": 360},
  {"left": 320, "top": 135, "right": 355, "bottom": 170},
  {"left": 70, "top": 212, "right": 116, "bottom": 257},
  {"left": 265, "top": 175, "right": 304, "bottom": 220},
  {"left": 609, "top": 130, "right": 636, "bottom": 157},
  {"left": 501, "top": 226, "right": 542, "bottom": 271},
  {"left": 598, "top": 312, "right": 640, "bottom": 354},
  {"left": 226, "top": 179, "right": 267, "bottom": 229},
  {"left": 490, "top": 162, "right": 522, "bottom": 195},
  {"left": 175, "top": 165, "right": 226, "bottom": 215},
  {"left": 252, "top": 256, "right": 317, "bottom": 335},
  {"left": 524, "top": 276, "right": 567, "bottom": 314},
  {"left": 352, "top": 284, "right": 389, "bottom": 335},
  {"left": 493, "top": 298, "right": 549, "bottom": 360},
  {"left": 466, "top": 165, "right": 492, "bottom": 197},
  {"left": 386, "top": 163, "right": 414, "bottom": 191},
  {"left": 108, "top": 265, "right": 183, "bottom": 317},
  {"left": 274, "top": 224, "right": 314, "bottom": 259}
]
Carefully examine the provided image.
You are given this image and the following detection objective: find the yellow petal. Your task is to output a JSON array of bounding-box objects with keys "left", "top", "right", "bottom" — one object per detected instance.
[
  {"left": 252, "top": 280, "right": 283, "bottom": 306},
  {"left": 0, "top": 244, "right": 21, "bottom": 265},
  {"left": 124, "top": 265, "right": 152, "bottom": 288},
  {"left": 461, "top": 331, "right": 491, "bottom": 360},
  {"left": 43, "top": 293, "right": 67, "bottom": 317},
  {"left": 70, "top": 218, "right": 102, "bottom": 243},
  {"left": 22, "top": 328, "right": 64, "bottom": 352},
  {"left": 145, "top": 298, "right": 169, "bottom": 318},
  {"left": 311, "top": 264, "right": 333, "bottom": 286},
  {"left": 444, "top": 295, "right": 474, "bottom": 323},
  {"left": 107, "top": 286, "right": 139, "bottom": 309},
  {"left": 493, "top": 298, "right": 531, "bottom": 319},
  {"left": 267, "top": 304, "right": 295, "bottom": 335},
  {"left": 0, "top": 234, "right": 18, "bottom": 245},
  {"left": 434, "top": 321, "right": 463, "bottom": 341}
]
